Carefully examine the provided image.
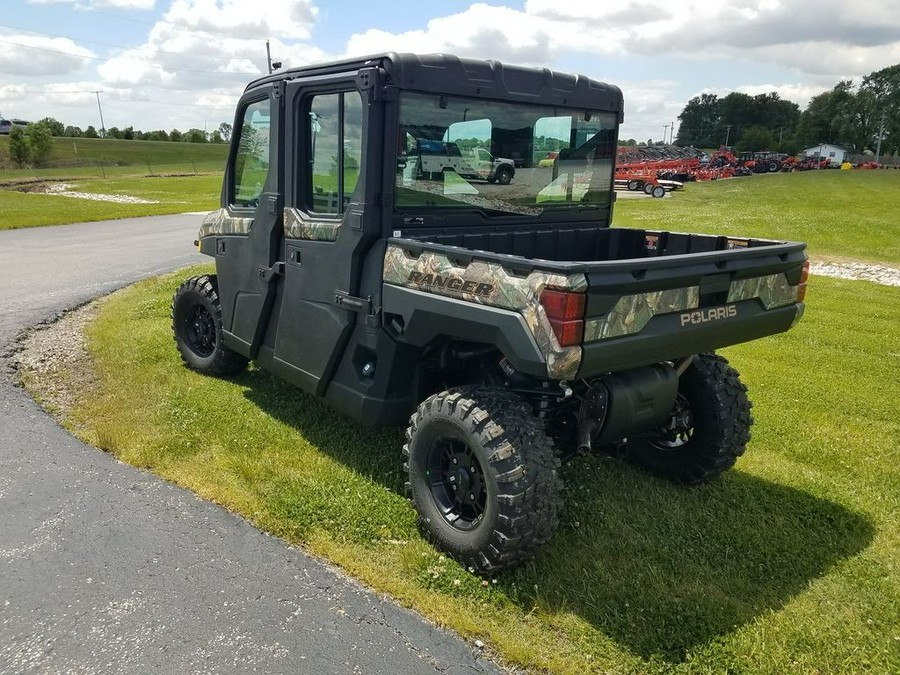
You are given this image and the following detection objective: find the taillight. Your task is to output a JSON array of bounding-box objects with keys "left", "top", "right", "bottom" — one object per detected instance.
[
  {"left": 797, "top": 260, "right": 810, "bottom": 302},
  {"left": 540, "top": 288, "right": 586, "bottom": 347}
]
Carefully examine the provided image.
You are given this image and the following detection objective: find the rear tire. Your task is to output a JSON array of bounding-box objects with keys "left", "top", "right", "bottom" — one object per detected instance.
[
  {"left": 405, "top": 388, "right": 562, "bottom": 573},
  {"left": 625, "top": 353, "right": 752, "bottom": 484},
  {"left": 643, "top": 182, "right": 654, "bottom": 194},
  {"left": 172, "top": 275, "right": 248, "bottom": 376},
  {"left": 495, "top": 167, "right": 513, "bottom": 185},
  {"left": 627, "top": 179, "right": 640, "bottom": 191},
  {"left": 651, "top": 185, "right": 666, "bottom": 198}
]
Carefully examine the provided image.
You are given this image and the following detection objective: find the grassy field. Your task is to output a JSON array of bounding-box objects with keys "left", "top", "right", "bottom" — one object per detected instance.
[
  {"left": 47, "top": 269, "right": 899, "bottom": 675},
  {"left": 0, "top": 136, "right": 226, "bottom": 229},
  {"left": 614, "top": 170, "right": 900, "bottom": 265},
  {"left": 29, "top": 164, "right": 899, "bottom": 675},
  {"left": 0, "top": 175, "right": 222, "bottom": 229},
  {"left": 0, "top": 135, "right": 228, "bottom": 178}
]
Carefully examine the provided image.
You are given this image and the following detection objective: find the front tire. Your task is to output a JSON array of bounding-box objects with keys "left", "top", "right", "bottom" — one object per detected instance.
[
  {"left": 404, "top": 388, "right": 561, "bottom": 573},
  {"left": 625, "top": 354, "right": 752, "bottom": 484},
  {"left": 172, "top": 275, "right": 248, "bottom": 376}
]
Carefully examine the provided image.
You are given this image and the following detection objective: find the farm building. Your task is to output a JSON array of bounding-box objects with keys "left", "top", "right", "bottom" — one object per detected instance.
[{"left": 804, "top": 143, "right": 850, "bottom": 167}]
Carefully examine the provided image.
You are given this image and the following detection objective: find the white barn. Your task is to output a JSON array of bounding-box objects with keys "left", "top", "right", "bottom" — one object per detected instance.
[{"left": 804, "top": 143, "right": 850, "bottom": 167}]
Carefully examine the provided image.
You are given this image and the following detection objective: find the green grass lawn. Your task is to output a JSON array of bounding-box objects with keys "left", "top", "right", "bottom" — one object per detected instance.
[
  {"left": 0, "top": 136, "right": 226, "bottom": 229},
  {"left": 614, "top": 170, "right": 900, "bottom": 265},
  {"left": 0, "top": 175, "right": 222, "bottom": 229},
  {"left": 45, "top": 264, "right": 899, "bottom": 674}
]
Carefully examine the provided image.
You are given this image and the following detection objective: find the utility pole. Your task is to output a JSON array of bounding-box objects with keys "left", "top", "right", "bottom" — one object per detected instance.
[
  {"left": 778, "top": 127, "right": 784, "bottom": 149},
  {"left": 724, "top": 124, "right": 733, "bottom": 148},
  {"left": 663, "top": 124, "right": 669, "bottom": 145},
  {"left": 266, "top": 40, "right": 273, "bottom": 74},
  {"left": 93, "top": 90, "right": 106, "bottom": 139},
  {"left": 671, "top": 120, "right": 676, "bottom": 145},
  {"left": 875, "top": 110, "right": 886, "bottom": 163}
]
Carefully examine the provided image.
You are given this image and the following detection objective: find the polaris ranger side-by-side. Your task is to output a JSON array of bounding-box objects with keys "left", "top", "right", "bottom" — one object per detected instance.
[{"left": 172, "top": 53, "right": 808, "bottom": 572}]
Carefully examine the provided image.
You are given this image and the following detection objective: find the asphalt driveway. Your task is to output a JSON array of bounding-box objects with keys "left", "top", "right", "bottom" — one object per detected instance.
[{"left": 0, "top": 215, "right": 499, "bottom": 674}]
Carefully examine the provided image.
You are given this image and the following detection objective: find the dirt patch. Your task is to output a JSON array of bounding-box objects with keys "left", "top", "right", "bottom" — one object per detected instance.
[
  {"left": 12, "top": 182, "right": 161, "bottom": 204},
  {"left": 0, "top": 177, "right": 76, "bottom": 190},
  {"left": 13, "top": 303, "right": 103, "bottom": 421},
  {"left": 809, "top": 258, "right": 900, "bottom": 287}
]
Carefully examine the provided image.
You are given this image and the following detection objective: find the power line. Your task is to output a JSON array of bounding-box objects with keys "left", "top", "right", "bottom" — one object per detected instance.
[{"left": 15, "top": 88, "right": 235, "bottom": 109}]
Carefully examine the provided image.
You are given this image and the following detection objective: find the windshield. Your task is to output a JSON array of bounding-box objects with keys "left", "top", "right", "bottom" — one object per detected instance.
[{"left": 395, "top": 92, "right": 617, "bottom": 217}]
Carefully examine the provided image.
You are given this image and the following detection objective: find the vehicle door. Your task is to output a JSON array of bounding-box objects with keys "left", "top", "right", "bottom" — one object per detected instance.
[
  {"left": 213, "top": 85, "right": 284, "bottom": 357},
  {"left": 271, "top": 76, "right": 369, "bottom": 395}
]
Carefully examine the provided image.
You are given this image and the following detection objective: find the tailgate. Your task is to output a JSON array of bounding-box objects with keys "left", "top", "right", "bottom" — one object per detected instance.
[{"left": 577, "top": 233, "right": 807, "bottom": 376}]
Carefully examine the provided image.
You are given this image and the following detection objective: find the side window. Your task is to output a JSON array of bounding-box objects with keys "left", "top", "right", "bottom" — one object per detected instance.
[
  {"left": 308, "top": 91, "right": 363, "bottom": 215},
  {"left": 231, "top": 99, "right": 271, "bottom": 207}
]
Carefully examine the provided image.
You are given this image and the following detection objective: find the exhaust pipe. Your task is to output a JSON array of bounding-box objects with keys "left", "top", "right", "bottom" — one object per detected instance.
[{"left": 576, "top": 364, "right": 679, "bottom": 452}]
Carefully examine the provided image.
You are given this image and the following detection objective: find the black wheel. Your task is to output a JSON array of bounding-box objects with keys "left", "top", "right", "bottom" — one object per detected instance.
[
  {"left": 643, "top": 182, "right": 654, "bottom": 194},
  {"left": 172, "top": 275, "right": 248, "bottom": 376},
  {"left": 627, "top": 179, "right": 640, "bottom": 191},
  {"left": 651, "top": 185, "right": 666, "bottom": 198},
  {"left": 495, "top": 167, "right": 513, "bottom": 185},
  {"left": 768, "top": 160, "right": 781, "bottom": 173},
  {"left": 404, "top": 388, "right": 562, "bottom": 573},
  {"left": 625, "top": 353, "right": 752, "bottom": 484}
]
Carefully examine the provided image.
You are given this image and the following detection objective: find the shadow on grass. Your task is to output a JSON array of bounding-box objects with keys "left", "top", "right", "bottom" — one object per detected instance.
[{"left": 241, "top": 370, "right": 874, "bottom": 663}]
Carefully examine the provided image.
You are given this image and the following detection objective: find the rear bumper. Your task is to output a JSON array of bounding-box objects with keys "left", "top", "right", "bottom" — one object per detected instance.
[{"left": 578, "top": 301, "right": 803, "bottom": 376}]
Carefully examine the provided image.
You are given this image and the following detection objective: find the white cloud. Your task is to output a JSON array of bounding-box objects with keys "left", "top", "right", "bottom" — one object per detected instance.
[
  {"left": 0, "top": 33, "right": 95, "bottom": 76},
  {"left": 345, "top": 4, "right": 554, "bottom": 64},
  {"left": 163, "top": 0, "right": 318, "bottom": 40},
  {"left": 27, "top": 0, "right": 157, "bottom": 9}
]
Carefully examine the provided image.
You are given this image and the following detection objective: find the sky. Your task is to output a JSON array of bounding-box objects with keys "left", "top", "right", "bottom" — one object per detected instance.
[{"left": 2, "top": 0, "right": 899, "bottom": 143}]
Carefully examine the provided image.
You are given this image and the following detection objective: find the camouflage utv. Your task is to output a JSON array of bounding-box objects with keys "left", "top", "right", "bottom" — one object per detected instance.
[{"left": 173, "top": 53, "right": 808, "bottom": 572}]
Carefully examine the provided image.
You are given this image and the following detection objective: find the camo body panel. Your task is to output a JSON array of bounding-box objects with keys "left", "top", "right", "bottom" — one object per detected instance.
[
  {"left": 584, "top": 287, "right": 700, "bottom": 341},
  {"left": 383, "top": 244, "right": 586, "bottom": 379},
  {"left": 284, "top": 207, "right": 341, "bottom": 241},
  {"left": 728, "top": 273, "right": 798, "bottom": 309},
  {"left": 197, "top": 208, "right": 254, "bottom": 238}
]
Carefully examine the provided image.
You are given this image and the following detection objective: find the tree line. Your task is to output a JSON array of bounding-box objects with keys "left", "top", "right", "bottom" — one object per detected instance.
[
  {"left": 4, "top": 118, "right": 234, "bottom": 167},
  {"left": 675, "top": 63, "right": 900, "bottom": 155},
  {"left": 23, "top": 117, "right": 234, "bottom": 144}
]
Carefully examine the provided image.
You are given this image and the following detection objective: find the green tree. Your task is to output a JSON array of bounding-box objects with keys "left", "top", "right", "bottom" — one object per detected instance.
[
  {"left": 170, "top": 129, "right": 183, "bottom": 142},
  {"left": 735, "top": 125, "right": 776, "bottom": 152},
  {"left": 183, "top": 128, "right": 207, "bottom": 143},
  {"left": 8, "top": 126, "right": 31, "bottom": 166},
  {"left": 64, "top": 125, "right": 83, "bottom": 137},
  {"left": 123, "top": 126, "right": 135, "bottom": 140},
  {"left": 218, "top": 122, "right": 232, "bottom": 142},
  {"left": 675, "top": 93, "right": 721, "bottom": 147},
  {"left": 83, "top": 125, "right": 99, "bottom": 138},
  {"left": 37, "top": 117, "right": 65, "bottom": 136},
  {"left": 25, "top": 122, "right": 53, "bottom": 165},
  {"left": 107, "top": 127, "right": 122, "bottom": 139},
  {"left": 861, "top": 64, "right": 900, "bottom": 155},
  {"left": 146, "top": 129, "right": 170, "bottom": 141},
  {"left": 210, "top": 130, "right": 225, "bottom": 144}
]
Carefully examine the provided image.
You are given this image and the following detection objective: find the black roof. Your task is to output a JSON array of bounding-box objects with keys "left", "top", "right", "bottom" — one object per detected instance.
[{"left": 245, "top": 53, "right": 624, "bottom": 117}]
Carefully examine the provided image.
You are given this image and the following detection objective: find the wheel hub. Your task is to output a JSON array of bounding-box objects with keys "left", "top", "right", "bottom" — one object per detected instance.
[
  {"left": 185, "top": 305, "right": 216, "bottom": 357},
  {"left": 650, "top": 394, "right": 694, "bottom": 449},
  {"left": 426, "top": 437, "right": 487, "bottom": 531}
]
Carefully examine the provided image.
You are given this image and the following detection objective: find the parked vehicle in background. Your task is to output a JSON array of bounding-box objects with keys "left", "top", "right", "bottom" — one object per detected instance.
[
  {"left": 405, "top": 138, "right": 516, "bottom": 184},
  {"left": 0, "top": 118, "right": 29, "bottom": 134}
]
